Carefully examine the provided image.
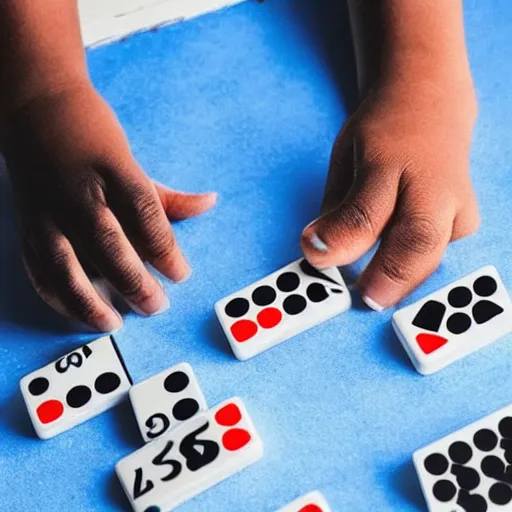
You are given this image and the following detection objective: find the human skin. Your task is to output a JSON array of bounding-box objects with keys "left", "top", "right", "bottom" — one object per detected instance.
[
  {"left": 0, "top": 0, "right": 217, "bottom": 332},
  {"left": 301, "top": 0, "right": 479, "bottom": 311},
  {"left": 0, "top": 0, "right": 479, "bottom": 331}
]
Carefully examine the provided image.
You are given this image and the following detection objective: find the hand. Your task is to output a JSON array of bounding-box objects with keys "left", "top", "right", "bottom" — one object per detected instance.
[
  {"left": 301, "top": 77, "right": 479, "bottom": 310},
  {"left": 3, "top": 82, "right": 216, "bottom": 331}
]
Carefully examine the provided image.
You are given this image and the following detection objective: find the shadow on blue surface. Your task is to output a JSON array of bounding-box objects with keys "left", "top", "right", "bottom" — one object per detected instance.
[
  {"left": 110, "top": 400, "right": 142, "bottom": 450},
  {"left": 380, "top": 322, "right": 416, "bottom": 374},
  {"left": 391, "top": 460, "right": 425, "bottom": 511},
  {"left": 203, "top": 313, "right": 234, "bottom": 359},
  {"left": 106, "top": 471, "right": 133, "bottom": 511},
  {"left": 285, "top": 0, "right": 359, "bottom": 112},
  {"left": 0, "top": 167, "right": 79, "bottom": 336},
  {"left": 1, "top": 389, "right": 36, "bottom": 439}
]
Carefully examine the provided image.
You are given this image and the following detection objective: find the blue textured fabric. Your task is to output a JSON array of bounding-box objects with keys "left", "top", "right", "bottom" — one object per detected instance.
[{"left": 1, "top": 0, "right": 511, "bottom": 510}]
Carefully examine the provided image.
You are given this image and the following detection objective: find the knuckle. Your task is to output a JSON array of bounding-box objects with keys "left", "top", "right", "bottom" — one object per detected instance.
[
  {"left": 65, "top": 285, "right": 99, "bottom": 321},
  {"left": 55, "top": 173, "right": 107, "bottom": 216},
  {"left": 341, "top": 201, "right": 376, "bottom": 237},
  {"left": 393, "top": 214, "right": 442, "bottom": 256},
  {"left": 355, "top": 127, "right": 411, "bottom": 176},
  {"left": 466, "top": 207, "right": 481, "bottom": 234},
  {"left": 92, "top": 225, "right": 122, "bottom": 255},
  {"left": 378, "top": 254, "right": 412, "bottom": 285},
  {"left": 129, "top": 187, "right": 177, "bottom": 261},
  {"left": 111, "top": 266, "right": 151, "bottom": 303},
  {"left": 454, "top": 209, "right": 481, "bottom": 240},
  {"left": 463, "top": 216, "right": 481, "bottom": 238},
  {"left": 377, "top": 214, "right": 444, "bottom": 285},
  {"left": 133, "top": 188, "right": 162, "bottom": 227},
  {"left": 147, "top": 233, "right": 176, "bottom": 262},
  {"left": 46, "top": 235, "right": 73, "bottom": 269},
  {"left": 77, "top": 172, "right": 108, "bottom": 206},
  {"left": 470, "top": 213, "right": 481, "bottom": 234},
  {"left": 124, "top": 276, "right": 154, "bottom": 304}
]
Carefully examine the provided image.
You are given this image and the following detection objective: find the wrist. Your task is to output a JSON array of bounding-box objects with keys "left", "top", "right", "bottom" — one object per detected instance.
[
  {"left": 2, "top": 72, "right": 91, "bottom": 116},
  {"left": 0, "top": 76, "right": 93, "bottom": 149},
  {"left": 380, "top": 56, "right": 477, "bottom": 119},
  {"left": 385, "top": 45, "right": 473, "bottom": 88},
  {"left": 351, "top": 1, "right": 474, "bottom": 110}
]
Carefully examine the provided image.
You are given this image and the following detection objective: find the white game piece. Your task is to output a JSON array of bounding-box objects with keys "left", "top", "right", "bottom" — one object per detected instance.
[
  {"left": 130, "top": 362, "right": 207, "bottom": 443},
  {"left": 215, "top": 258, "right": 351, "bottom": 360},
  {"left": 414, "top": 403, "right": 512, "bottom": 511},
  {"left": 116, "top": 397, "right": 263, "bottom": 512},
  {"left": 20, "top": 335, "right": 132, "bottom": 440},
  {"left": 392, "top": 265, "right": 512, "bottom": 375},
  {"left": 276, "top": 490, "right": 332, "bottom": 511}
]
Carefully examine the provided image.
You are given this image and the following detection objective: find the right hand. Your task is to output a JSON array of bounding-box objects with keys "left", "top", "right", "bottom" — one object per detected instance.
[
  {"left": 301, "top": 75, "right": 479, "bottom": 310},
  {"left": 3, "top": 81, "right": 216, "bottom": 332}
]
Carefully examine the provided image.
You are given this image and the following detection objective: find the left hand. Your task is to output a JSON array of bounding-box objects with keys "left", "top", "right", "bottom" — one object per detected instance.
[{"left": 3, "top": 82, "right": 216, "bottom": 331}]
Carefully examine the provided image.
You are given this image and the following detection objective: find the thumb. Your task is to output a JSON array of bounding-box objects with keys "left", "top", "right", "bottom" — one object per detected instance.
[
  {"left": 154, "top": 182, "right": 217, "bottom": 220},
  {"left": 301, "top": 140, "right": 400, "bottom": 269}
]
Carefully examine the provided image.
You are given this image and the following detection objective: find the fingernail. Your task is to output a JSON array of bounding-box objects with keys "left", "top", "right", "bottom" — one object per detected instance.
[
  {"left": 99, "top": 321, "right": 123, "bottom": 334},
  {"left": 195, "top": 192, "right": 218, "bottom": 211},
  {"left": 173, "top": 264, "right": 192, "bottom": 283},
  {"left": 362, "top": 295, "right": 385, "bottom": 312},
  {"left": 152, "top": 295, "right": 171, "bottom": 315},
  {"left": 178, "top": 267, "right": 192, "bottom": 282},
  {"left": 308, "top": 233, "right": 329, "bottom": 252},
  {"left": 91, "top": 278, "right": 114, "bottom": 305},
  {"left": 203, "top": 191, "right": 218, "bottom": 201},
  {"left": 303, "top": 219, "right": 329, "bottom": 253},
  {"left": 127, "top": 294, "right": 170, "bottom": 316},
  {"left": 98, "top": 309, "right": 124, "bottom": 332},
  {"left": 72, "top": 313, "right": 123, "bottom": 334}
]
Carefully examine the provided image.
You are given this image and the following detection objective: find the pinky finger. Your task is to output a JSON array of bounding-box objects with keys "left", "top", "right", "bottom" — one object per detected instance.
[{"left": 22, "top": 227, "right": 123, "bottom": 333}]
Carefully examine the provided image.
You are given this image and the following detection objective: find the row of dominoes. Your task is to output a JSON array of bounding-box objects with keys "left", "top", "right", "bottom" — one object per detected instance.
[
  {"left": 20, "top": 336, "right": 331, "bottom": 511},
  {"left": 20, "top": 258, "right": 512, "bottom": 510},
  {"left": 215, "top": 260, "right": 512, "bottom": 376},
  {"left": 214, "top": 260, "right": 512, "bottom": 511}
]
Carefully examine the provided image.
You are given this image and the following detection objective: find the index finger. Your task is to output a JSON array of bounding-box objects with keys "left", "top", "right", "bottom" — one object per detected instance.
[
  {"left": 357, "top": 193, "right": 455, "bottom": 310},
  {"left": 108, "top": 174, "right": 191, "bottom": 283}
]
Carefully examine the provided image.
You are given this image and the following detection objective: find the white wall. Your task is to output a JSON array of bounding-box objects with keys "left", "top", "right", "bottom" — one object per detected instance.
[{"left": 79, "top": 0, "right": 246, "bottom": 47}]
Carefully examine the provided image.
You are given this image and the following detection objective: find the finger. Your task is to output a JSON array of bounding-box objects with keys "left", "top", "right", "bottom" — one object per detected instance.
[
  {"left": 67, "top": 204, "right": 170, "bottom": 316},
  {"left": 320, "top": 123, "right": 358, "bottom": 215},
  {"left": 357, "top": 185, "right": 455, "bottom": 310},
  {"left": 302, "top": 141, "right": 400, "bottom": 268},
  {"left": 22, "top": 218, "right": 123, "bottom": 332},
  {"left": 107, "top": 178, "right": 191, "bottom": 282},
  {"left": 154, "top": 182, "right": 217, "bottom": 220},
  {"left": 452, "top": 191, "right": 480, "bottom": 241}
]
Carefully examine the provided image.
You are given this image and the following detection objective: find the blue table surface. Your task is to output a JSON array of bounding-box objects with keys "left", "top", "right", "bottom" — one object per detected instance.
[{"left": 1, "top": 0, "right": 512, "bottom": 510}]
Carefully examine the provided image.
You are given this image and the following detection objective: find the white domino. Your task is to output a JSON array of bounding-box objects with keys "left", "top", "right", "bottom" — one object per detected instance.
[
  {"left": 116, "top": 397, "right": 263, "bottom": 511},
  {"left": 392, "top": 265, "right": 512, "bottom": 375},
  {"left": 276, "top": 491, "right": 332, "bottom": 511},
  {"left": 130, "top": 362, "right": 207, "bottom": 443},
  {"left": 20, "top": 335, "right": 132, "bottom": 439},
  {"left": 414, "top": 403, "right": 512, "bottom": 511},
  {"left": 215, "top": 258, "right": 351, "bottom": 360}
]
